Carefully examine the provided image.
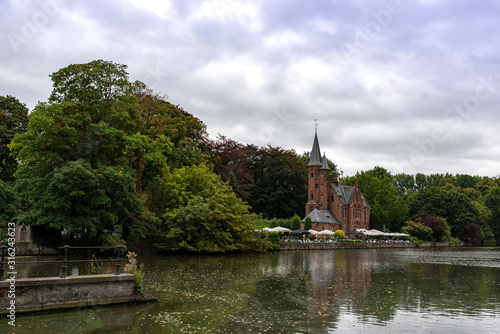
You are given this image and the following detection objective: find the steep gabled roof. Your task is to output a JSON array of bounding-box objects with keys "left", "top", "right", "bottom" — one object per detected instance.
[
  {"left": 332, "top": 184, "right": 370, "bottom": 207},
  {"left": 303, "top": 209, "right": 341, "bottom": 225},
  {"left": 308, "top": 131, "right": 322, "bottom": 166}
]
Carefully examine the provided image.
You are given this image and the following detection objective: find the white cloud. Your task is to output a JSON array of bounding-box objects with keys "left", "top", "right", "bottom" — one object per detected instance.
[
  {"left": 192, "top": 0, "right": 262, "bottom": 31},
  {"left": 124, "top": 0, "right": 174, "bottom": 20}
]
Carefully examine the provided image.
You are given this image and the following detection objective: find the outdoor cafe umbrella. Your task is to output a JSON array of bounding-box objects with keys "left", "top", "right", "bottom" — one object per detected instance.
[
  {"left": 270, "top": 226, "right": 292, "bottom": 233},
  {"left": 364, "top": 229, "right": 386, "bottom": 236},
  {"left": 319, "top": 230, "right": 335, "bottom": 235},
  {"left": 307, "top": 229, "right": 321, "bottom": 235},
  {"left": 290, "top": 229, "right": 307, "bottom": 234}
]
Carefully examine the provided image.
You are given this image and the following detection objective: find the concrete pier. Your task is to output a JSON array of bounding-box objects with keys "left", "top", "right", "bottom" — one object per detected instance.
[{"left": 0, "top": 274, "right": 155, "bottom": 315}]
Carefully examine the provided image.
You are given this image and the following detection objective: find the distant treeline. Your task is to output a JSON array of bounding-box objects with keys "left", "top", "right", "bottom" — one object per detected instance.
[{"left": 1, "top": 60, "right": 498, "bottom": 252}]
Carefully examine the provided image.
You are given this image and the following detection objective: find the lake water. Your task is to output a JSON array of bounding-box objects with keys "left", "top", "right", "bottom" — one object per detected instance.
[{"left": 2, "top": 247, "right": 500, "bottom": 333}]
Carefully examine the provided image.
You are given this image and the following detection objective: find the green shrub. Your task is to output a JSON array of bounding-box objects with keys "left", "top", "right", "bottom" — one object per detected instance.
[
  {"left": 267, "top": 232, "right": 280, "bottom": 250},
  {"left": 304, "top": 216, "right": 313, "bottom": 230},
  {"left": 291, "top": 214, "right": 301, "bottom": 230},
  {"left": 334, "top": 230, "right": 345, "bottom": 239}
]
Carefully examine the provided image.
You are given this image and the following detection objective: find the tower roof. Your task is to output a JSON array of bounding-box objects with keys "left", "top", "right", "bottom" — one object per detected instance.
[
  {"left": 320, "top": 153, "right": 330, "bottom": 170},
  {"left": 308, "top": 131, "right": 322, "bottom": 166}
]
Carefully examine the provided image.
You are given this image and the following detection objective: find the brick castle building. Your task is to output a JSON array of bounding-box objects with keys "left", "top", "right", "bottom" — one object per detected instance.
[{"left": 304, "top": 131, "right": 370, "bottom": 232}]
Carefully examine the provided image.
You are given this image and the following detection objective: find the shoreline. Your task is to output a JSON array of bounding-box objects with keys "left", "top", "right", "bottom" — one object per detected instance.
[{"left": 279, "top": 241, "right": 460, "bottom": 250}]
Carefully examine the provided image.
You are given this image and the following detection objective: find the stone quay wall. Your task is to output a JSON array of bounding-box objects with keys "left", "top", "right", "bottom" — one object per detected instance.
[{"left": 0, "top": 274, "right": 154, "bottom": 315}]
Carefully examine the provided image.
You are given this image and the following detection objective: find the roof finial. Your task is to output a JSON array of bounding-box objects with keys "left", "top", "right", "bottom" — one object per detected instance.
[{"left": 314, "top": 119, "right": 318, "bottom": 132}]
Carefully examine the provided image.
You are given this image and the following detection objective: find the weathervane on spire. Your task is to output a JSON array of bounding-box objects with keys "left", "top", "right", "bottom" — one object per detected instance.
[{"left": 314, "top": 119, "right": 318, "bottom": 132}]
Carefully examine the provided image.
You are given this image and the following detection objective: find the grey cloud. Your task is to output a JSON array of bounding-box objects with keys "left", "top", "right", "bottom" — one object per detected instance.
[{"left": 1, "top": 0, "right": 500, "bottom": 176}]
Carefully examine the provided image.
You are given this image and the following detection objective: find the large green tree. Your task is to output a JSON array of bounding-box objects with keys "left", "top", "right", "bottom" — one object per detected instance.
[
  {"left": 155, "top": 164, "right": 269, "bottom": 252},
  {"left": 354, "top": 168, "right": 408, "bottom": 232},
  {"left": 247, "top": 145, "right": 307, "bottom": 219},
  {"left": 0, "top": 95, "right": 29, "bottom": 181},
  {"left": 10, "top": 61, "right": 160, "bottom": 244}
]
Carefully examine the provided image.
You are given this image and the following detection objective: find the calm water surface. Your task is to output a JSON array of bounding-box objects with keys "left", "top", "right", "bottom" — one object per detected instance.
[{"left": 2, "top": 247, "right": 499, "bottom": 333}]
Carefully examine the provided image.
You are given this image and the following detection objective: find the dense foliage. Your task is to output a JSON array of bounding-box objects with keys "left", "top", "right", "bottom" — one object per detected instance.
[
  {"left": 155, "top": 164, "right": 269, "bottom": 252},
  {"left": 416, "top": 216, "right": 451, "bottom": 242},
  {"left": 402, "top": 220, "right": 433, "bottom": 241},
  {"left": 0, "top": 180, "right": 21, "bottom": 241},
  {"left": 245, "top": 145, "right": 307, "bottom": 219}
]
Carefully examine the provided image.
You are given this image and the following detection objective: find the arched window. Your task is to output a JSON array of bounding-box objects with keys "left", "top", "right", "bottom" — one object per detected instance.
[{"left": 20, "top": 227, "right": 27, "bottom": 241}]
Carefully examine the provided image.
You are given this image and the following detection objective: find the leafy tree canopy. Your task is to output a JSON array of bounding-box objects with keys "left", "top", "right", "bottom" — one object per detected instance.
[
  {"left": 355, "top": 168, "right": 408, "bottom": 232},
  {"left": 406, "top": 186, "right": 483, "bottom": 240},
  {"left": 0, "top": 95, "right": 29, "bottom": 181},
  {"left": 210, "top": 135, "right": 254, "bottom": 200},
  {"left": 247, "top": 145, "right": 307, "bottom": 219},
  {"left": 484, "top": 186, "right": 500, "bottom": 245},
  {"left": 156, "top": 164, "right": 269, "bottom": 253},
  {"left": 392, "top": 173, "right": 415, "bottom": 196},
  {"left": 9, "top": 61, "right": 168, "bottom": 245},
  {"left": 49, "top": 59, "right": 130, "bottom": 104}
]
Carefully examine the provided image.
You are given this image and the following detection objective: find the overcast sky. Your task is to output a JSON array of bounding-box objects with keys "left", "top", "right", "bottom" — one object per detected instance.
[{"left": 1, "top": 0, "right": 500, "bottom": 177}]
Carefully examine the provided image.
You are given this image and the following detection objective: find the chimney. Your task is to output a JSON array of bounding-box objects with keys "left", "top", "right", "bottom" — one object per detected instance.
[{"left": 333, "top": 174, "right": 339, "bottom": 186}]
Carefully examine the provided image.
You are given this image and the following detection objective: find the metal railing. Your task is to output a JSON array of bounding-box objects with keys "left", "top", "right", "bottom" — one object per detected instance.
[{"left": 0, "top": 245, "right": 126, "bottom": 281}]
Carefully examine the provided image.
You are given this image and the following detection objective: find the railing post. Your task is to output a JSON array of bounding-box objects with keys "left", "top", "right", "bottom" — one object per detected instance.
[
  {"left": 115, "top": 245, "right": 124, "bottom": 275},
  {"left": 60, "top": 245, "right": 70, "bottom": 278},
  {"left": 0, "top": 245, "right": 7, "bottom": 281}
]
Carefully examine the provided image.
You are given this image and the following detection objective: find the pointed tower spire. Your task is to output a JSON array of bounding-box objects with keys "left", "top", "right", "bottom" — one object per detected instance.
[
  {"left": 308, "top": 122, "right": 322, "bottom": 166},
  {"left": 320, "top": 153, "right": 330, "bottom": 170}
]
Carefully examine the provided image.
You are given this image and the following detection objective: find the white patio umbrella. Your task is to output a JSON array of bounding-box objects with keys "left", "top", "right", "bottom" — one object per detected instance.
[
  {"left": 365, "top": 229, "right": 386, "bottom": 236},
  {"left": 270, "top": 226, "right": 292, "bottom": 233},
  {"left": 388, "top": 232, "right": 410, "bottom": 237},
  {"left": 319, "top": 230, "right": 335, "bottom": 235},
  {"left": 307, "top": 229, "right": 321, "bottom": 235}
]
